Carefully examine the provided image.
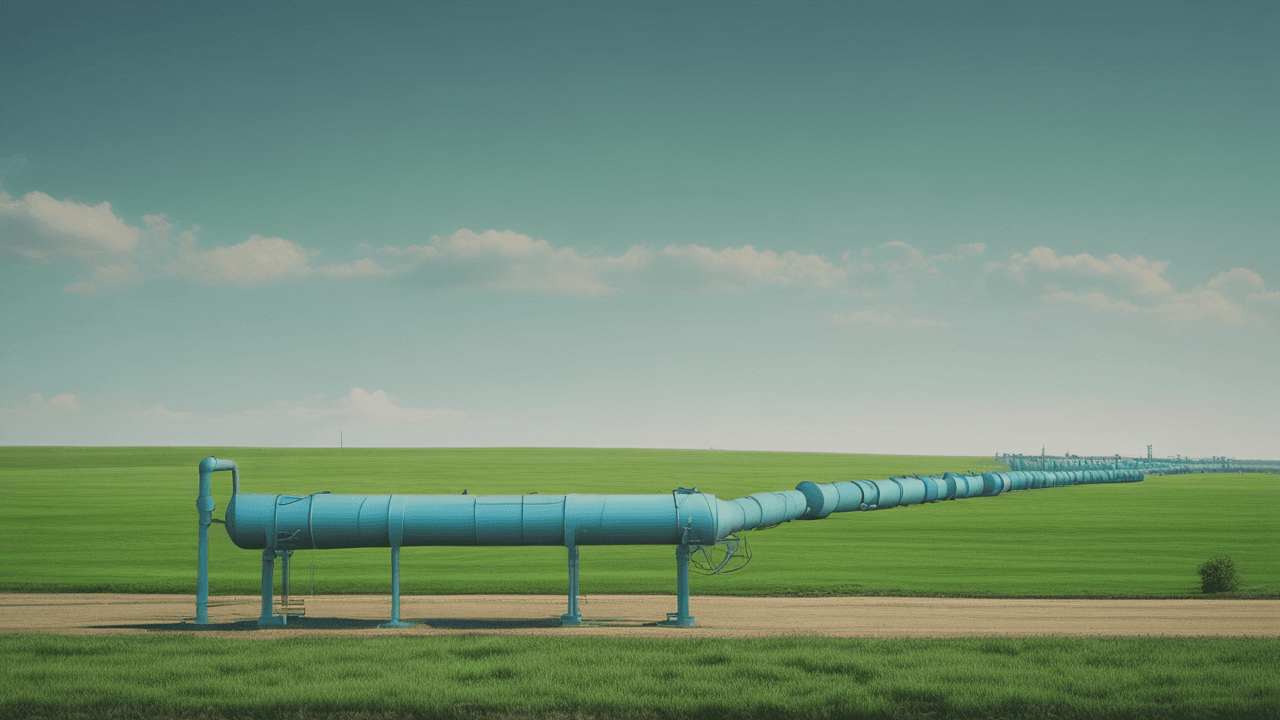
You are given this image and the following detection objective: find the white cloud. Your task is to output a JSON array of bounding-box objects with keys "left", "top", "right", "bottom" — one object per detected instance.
[
  {"left": 1206, "top": 267, "right": 1265, "bottom": 293},
  {"left": 866, "top": 240, "right": 986, "bottom": 281},
  {"left": 173, "top": 233, "right": 315, "bottom": 285},
  {"left": 339, "top": 388, "right": 458, "bottom": 426},
  {"left": 997, "top": 247, "right": 1273, "bottom": 327},
  {"left": 1006, "top": 247, "right": 1173, "bottom": 296},
  {"left": 382, "top": 231, "right": 988, "bottom": 299},
  {"left": 2, "top": 184, "right": 999, "bottom": 309},
  {"left": 384, "top": 229, "right": 637, "bottom": 297},
  {"left": 1040, "top": 287, "right": 1251, "bottom": 326},
  {"left": 875, "top": 240, "right": 938, "bottom": 277},
  {"left": 385, "top": 229, "right": 842, "bottom": 297},
  {"left": 1, "top": 185, "right": 148, "bottom": 293},
  {"left": 0, "top": 186, "right": 141, "bottom": 260},
  {"left": 24, "top": 392, "right": 83, "bottom": 414},
  {"left": 168, "top": 225, "right": 393, "bottom": 285},
  {"left": 654, "top": 244, "right": 844, "bottom": 293},
  {"left": 2, "top": 185, "right": 393, "bottom": 291}
]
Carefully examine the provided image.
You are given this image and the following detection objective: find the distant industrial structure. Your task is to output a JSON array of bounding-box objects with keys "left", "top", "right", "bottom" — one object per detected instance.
[{"left": 999, "top": 450, "right": 1280, "bottom": 475}]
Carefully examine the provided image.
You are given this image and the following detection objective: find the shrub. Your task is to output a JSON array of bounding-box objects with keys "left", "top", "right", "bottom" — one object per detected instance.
[{"left": 1197, "top": 555, "right": 1240, "bottom": 593}]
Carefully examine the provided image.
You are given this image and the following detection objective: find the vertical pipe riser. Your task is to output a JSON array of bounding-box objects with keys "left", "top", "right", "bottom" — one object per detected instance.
[{"left": 195, "top": 456, "right": 237, "bottom": 625}]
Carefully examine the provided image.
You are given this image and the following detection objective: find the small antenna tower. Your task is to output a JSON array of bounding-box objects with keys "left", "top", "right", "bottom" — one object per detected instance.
[{"left": 340, "top": 430, "right": 344, "bottom": 449}]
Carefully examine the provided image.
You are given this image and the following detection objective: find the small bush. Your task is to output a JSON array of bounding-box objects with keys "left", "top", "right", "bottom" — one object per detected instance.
[{"left": 1198, "top": 555, "right": 1240, "bottom": 593}]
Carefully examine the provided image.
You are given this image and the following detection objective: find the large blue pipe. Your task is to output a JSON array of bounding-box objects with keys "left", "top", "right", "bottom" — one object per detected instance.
[
  {"left": 221, "top": 467, "right": 1145, "bottom": 550},
  {"left": 226, "top": 491, "right": 727, "bottom": 550},
  {"left": 202, "top": 460, "right": 1143, "bottom": 627}
]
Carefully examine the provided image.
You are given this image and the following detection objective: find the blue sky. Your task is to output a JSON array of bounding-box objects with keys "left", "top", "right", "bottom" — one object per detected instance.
[{"left": 2, "top": 1, "right": 1277, "bottom": 458}]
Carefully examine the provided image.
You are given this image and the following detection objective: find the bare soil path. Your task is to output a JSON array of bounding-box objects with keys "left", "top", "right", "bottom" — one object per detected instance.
[{"left": 3, "top": 594, "right": 1277, "bottom": 640}]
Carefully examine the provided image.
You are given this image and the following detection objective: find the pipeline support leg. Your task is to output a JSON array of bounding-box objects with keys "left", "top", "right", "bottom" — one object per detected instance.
[
  {"left": 560, "top": 545, "right": 582, "bottom": 625},
  {"left": 280, "top": 550, "right": 291, "bottom": 625},
  {"left": 282, "top": 550, "right": 291, "bottom": 600},
  {"left": 662, "top": 544, "right": 696, "bottom": 627},
  {"left": 257, "top": 548, "right": 283, "bottom": 627},
  {"left": 195, "top": 521, "right": 210, "bottom": 624},
  {"left": 381, "top": 546, "right": 416, "bottom": 628}
]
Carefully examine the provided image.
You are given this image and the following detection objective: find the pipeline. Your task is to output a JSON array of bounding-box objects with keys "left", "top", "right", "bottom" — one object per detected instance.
[
  {"left": 196, "top": 458, "right": 1143, "bottom": 628},
  {"left": 1002, "top": 453, "right": 1280, "bottom": 474},
  {"left": 221, "top": 468, "right": 1145, "bottom": 552}
]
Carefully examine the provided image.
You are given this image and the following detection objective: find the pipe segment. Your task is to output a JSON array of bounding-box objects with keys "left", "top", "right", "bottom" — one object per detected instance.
[
  {"left": 222, "top": 468, "right": 1146, "bottom": 553},
  {"left": 794, "top": 468, "right": 1141, "bottom": 523},
  {"left": 228, "top": 492, "right": 728, "bottom": 551}
]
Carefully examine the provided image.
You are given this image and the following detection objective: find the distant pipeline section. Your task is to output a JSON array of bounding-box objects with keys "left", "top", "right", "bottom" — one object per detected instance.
[
  {"left": 224, "top": 468, "right": 1144, "bottom": 551},
  {"left": 721, "top": 467, "right": 1142, "bottom": 534},
  {"left": 1007, "top": 457, "right": 1280, "bottom": 475}
]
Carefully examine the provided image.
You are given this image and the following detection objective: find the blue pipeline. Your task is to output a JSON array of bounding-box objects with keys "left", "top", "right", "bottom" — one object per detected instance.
[
  {"left": 222, "top": 467, "right": 1145, "bottom": 552},
  {"left": 201, "top": 460, "right": 1142, "bottom": 627}
]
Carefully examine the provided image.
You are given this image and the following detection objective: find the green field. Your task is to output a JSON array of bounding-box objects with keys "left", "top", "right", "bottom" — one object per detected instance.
[
  {"left": 1, "top": 447, "right": 1276, "bottom": 597},
  {"left": 3, "top": 447, "right": 1278, "bottom": 720},
  {"left": 2, "top": 634, "right": 1277, "bottom": 720}
]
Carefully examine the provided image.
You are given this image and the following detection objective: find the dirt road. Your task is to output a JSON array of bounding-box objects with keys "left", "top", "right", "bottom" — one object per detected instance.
[{"left": 3, "top": 594, "right": 1277, "bottom": 639}]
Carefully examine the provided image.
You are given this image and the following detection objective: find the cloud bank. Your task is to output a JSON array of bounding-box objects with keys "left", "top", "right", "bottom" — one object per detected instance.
[
  {"left": 993, "top": 247, "right": 1275, "bottom": 327},
  {"left": 0, "top": 184, "right": 392, "bottom": 292},
  {"left": 5, "top": 184, "right": 1274, "bottom": 330}
]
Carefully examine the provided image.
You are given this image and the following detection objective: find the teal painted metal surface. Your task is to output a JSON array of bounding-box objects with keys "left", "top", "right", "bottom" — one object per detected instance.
[
  {"left": 560, "top": 544, "right": 582, "bottom": 625},
  {"left": 197, "top": 457, "right": 1147, "bottom": 628},
  {"left": 195, "top": 457, "right": 237, "bottom": 625}
]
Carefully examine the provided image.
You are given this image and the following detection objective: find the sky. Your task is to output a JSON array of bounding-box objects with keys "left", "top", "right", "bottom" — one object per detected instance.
[{"left": 1, "top": 1, "right": 1277, "bottom": 458}]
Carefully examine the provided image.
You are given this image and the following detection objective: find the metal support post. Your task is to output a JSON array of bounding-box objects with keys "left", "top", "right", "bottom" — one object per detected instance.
[
  {"left": 258, "top": 548, "right": 283, "bottom": 626},
  {"left": 281, "top": 550, "right": 291, "bottom": 600},
  {"left": 560, "top": 544, "right": 582, "bottom": 625},
  {"left": 196, "top": 512, "right": 210, "bottom": 624},
  {"left": 380, "top": 546, "right": 416, "bottom": 628},
  {"left": 661, "top": 544, "right": 697, "bottom": 627}
]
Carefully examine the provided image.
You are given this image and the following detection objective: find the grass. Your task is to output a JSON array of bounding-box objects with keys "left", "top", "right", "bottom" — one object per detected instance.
[
  {"left": 1, "top": 447, "right": 1276, "bottom": 597},
  {"left": 1, "top": 634, "right": 1277, "bottom": 720},
  {"left": 2, "top": 447, "right": 1278, "bottom": 598},
  {"left": 2, "top": 447, "right": 1278, "bottom": 719}
]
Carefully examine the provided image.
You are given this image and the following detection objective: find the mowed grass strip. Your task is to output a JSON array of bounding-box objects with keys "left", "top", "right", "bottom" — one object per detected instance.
[
  {"left": 1, "top": 635, "right": 1277, "bottom": 720},
  {"left": 1, "top": 447, "right": 1276, "bottom": 597}
]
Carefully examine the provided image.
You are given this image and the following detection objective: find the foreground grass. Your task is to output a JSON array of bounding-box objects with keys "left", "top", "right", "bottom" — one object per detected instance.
[
  {"left": 1, "top": 634, "right": 1276, "bottom": 720},
  {"left": 1, "top": 447, "right": 1277, "bottom": 597}
]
